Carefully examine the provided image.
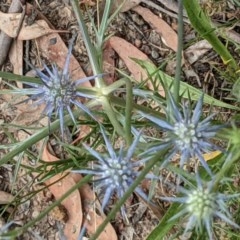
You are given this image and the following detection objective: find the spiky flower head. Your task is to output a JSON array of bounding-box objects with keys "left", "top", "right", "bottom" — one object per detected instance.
[
  {"left": 72, "top": 127, "right": 150, "bottom": 213},
  {"left": 23, "top": 35, "right": 100, "bottom": 137},
  {"left": 161, "top": 174, "right": 240, "bottom": 240},
  {"left": 141, "top": 93, "right": 222, "bottom": 175}
]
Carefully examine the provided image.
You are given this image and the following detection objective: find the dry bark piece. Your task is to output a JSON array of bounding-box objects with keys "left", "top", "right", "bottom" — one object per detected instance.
[
  {"left": 109, "top": 36, "right": 165, "bottom": 96},
  {"left": 9, "top": 39, "right": 23, "bottom": 76},
  {"left": 0, "top": 0, "right": 23, "bottom": 68},
  {"left": 71, "top": 174, "right": 118, "bottom": 240},
  {"left": 133, "top": 6, "right": 178, "bottom": 52},
  {"left": 42, "top": 146, "right": 82, "bottom": 240},
  {"left": 109, "top": 36, "right": 149, "bottom": 81}
]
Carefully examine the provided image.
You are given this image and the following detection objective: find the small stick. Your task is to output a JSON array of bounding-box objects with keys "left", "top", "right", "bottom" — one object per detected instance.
[{"left": 0, "top": 0, "right": 26, "bottom": 68}]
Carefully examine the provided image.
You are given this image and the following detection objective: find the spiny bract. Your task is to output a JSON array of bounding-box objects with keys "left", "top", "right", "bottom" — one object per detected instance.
[
  {"left": 24, "top": 36, "right": 100, "bottom": 137},
  {"left": 141, "top": 93, "right": 222, "bottom": 175},
  {"left": 73, "top": 127, "right": 150, "bottom": 213}
]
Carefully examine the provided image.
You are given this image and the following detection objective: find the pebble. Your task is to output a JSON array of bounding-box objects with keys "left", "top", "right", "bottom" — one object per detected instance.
[
  {"left": 32, "top": 210, "right": 40, "bottom": 218},
  {"left": 131, "top": 14, "right": 145, "bottom": 25},
  {"left": 141, "top": 45, "right": 151, "bottom": 55},
  {"left": 134, "top": 39, "right": 142, "bottom": 48},
  {"left": 151, "top": 50, "right": 160, "bottom": 59}
]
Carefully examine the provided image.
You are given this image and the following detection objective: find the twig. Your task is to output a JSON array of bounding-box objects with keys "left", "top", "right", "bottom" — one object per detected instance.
[
  {"left": 141, "top": 0, "right": 189, "bottom": 24},
  {"left": 0, "top": 0, "right": 25, "bottom": 68}
]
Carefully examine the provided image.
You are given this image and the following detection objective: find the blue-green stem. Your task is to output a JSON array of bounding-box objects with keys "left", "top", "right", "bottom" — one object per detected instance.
[
  {"left": 173, "top": 0, "right": 183, "bottom": 103},
  {"left": 102, "top": 78, "right": 133, "bottom": 146},
  {"left": 101, "top": 96, "right": 126, "bottom": 136},
  {"left": 71, "top": 0, "right": 105, "bottom": 88},
  {"left": 213, "top": 146, "right": 240, "bottom": 191}
]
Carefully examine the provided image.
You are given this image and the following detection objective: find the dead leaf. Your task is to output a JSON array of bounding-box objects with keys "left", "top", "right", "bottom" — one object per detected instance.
[
  {"left": 71, "top": 174, "right": 118, "bottom": 240},
  {"left": 115, "top": 0, "right": 141, "bottom": 12},
  {"left": 103, "top": 41, "right": 116, "bottom": 85},
  {"left": 18, "top": 20, "right": 68, "bottom": 40},
  {"left": 37, "top": 33, "right": 91, "bottom": 87},
  {"left": 133, "top": 6, "right": 178, "bottom": 52},
  {"left": 42, "top": 146, "right": 82, "bottom": 240},
  {"left": 0, "top": 11, "right": 22, "bottom": 38},
  {"left": 109, "top": 36, "right": 165, "bottom": 96},
  {"left": 0, "top": 191, "right": 14, "bottom": 204},
  {"left": 109, "top": 36, "right": 149, "bottom": 81}
]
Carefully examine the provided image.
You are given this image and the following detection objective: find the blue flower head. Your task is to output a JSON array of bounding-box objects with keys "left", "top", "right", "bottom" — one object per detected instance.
[
  {"left": 161, "top": 174, "right": 240, "bottom": 240},
  {"left": 73, "top": 128, "right": 150, "bottom": 213},
  {"left": 24, "top": 35, "right": 100, "bottom": 137},
  {"left": 141, "top": 93, "right": 222, "bottom": 175}
]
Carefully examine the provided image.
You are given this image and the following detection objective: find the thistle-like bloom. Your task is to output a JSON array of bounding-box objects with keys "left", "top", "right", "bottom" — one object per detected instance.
[
  {"left": 23, "top": 36, "right": 100, "bottom": 136},
  {"left": 72, "top": 128, "right": 150, "bottom": 212},
  {"left": 141, "top": 94, "right": 222, "bottom": 175},
  {"left": 161, "top": 174, "right": 240, "bottom": 240}
]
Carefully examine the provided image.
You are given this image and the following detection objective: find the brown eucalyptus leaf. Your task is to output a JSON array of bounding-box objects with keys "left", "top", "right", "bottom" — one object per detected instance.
[
  {"left": 37, "top": 33, "right": 91, "bottom": 87},
  {"left": 133, "top": 6, "right": 178, "bottom": 52},
  {"left": 109, "top": 36, "right": 165, "bottom": 96},
  {"left": 71, "top": 174, "right": 118, "bottom": 240},
  {"left": 42, "top": 146, "right": 82, "bottom": 240}
]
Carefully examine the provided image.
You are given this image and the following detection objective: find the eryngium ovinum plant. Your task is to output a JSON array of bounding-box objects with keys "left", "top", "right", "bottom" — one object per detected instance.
[
  {"left": 1, "top": 41, "right": 239, "bottom": 239},
  {"left": 1, "top": 2, "right": 239, "bottom": 239},
  {"left": 18, "top": 35, "right": 101, "bottom": 137}
]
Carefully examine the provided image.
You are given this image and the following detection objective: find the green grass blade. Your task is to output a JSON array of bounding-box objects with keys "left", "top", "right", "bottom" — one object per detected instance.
[
  {"left": 0, "top": 71, "right": 40, "bottom": 84},
  {"left": 147, "top": 202, "right": 180, "bottom": 240},
  {"left": 183, "top": 0, "right": 239, "bottom": 79},
  {"left": 135, "top": 59, "right": 239, "bottom": 110}
]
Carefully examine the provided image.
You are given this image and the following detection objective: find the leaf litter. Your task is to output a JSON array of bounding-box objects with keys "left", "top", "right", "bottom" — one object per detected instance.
[{"left": 0, "top": 0, "right": 239, "bottom": 239}]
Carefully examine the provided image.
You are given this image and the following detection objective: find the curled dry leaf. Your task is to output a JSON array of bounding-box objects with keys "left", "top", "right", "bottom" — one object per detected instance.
[
  {"left": 71, "top": 174, "right": 118, "bottom": 240},
  {"left": 133, "top": 6, "right": 178, "bottom": 52},
  {"left": 109, "top": 36, "right": 165, "bottom": 96},
  {"left": 42, "top": 146, "right": 82, "bottom": 240}
]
